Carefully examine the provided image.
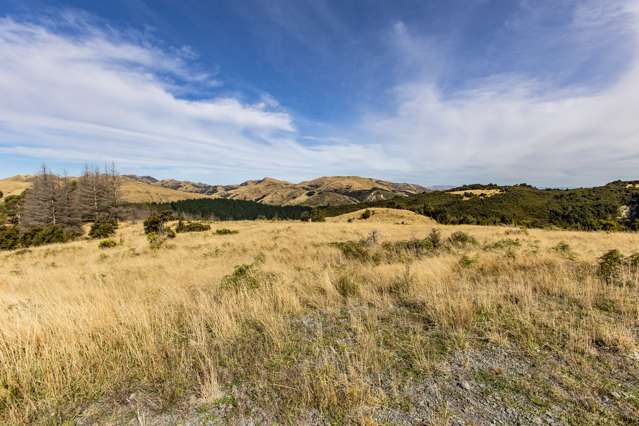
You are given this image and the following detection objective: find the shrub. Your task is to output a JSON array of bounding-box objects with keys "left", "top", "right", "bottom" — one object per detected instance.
[
  {"left": 165, "top": 228, "right": 176, "bottom": 239},
  {"left": 383, "top": 238, "right": 439, "bottom": 259},
  {"left": 143, "top": 212, "right": 171, "bottom": 235},
  {"left": 458, "top": 255, "right": 476, "bottom": 269},
  {"left": 20, "top": 225, "right": 68, "bottom": 247},
  {"left": 89, "top": 218, "right": 118, "bottom": 239},
  {"left": 99, "top": 239, "right": 117, "bottom": 249},
  {"left": 552, "top": 241, "right": 575, "bottom": 260},
  {"left": 484, "top": 238, "right": 521, "bottom": 251},
  {"left": 221, "top": 259, "right": 274, "bottom": 291},
  {"left": 448, "top": 231, "right": 478, "bottom": 248},
  {"left": 332, "top": 240, "right": 380, "bottom": 263},
  {"left": 146, "top": 232, "right": 167, "bottom": 250},
  {"left": 215, "top": 228, "right": 239, "bottom": 235},
  {"left": 0, "top": 226, "right": 20, "bottom": 250},
  {"left": 598, "top": 250, "right": 625, "bottom": 285},
  {"left": 176, "top": 220, "right": 211, "bottom": 233},
  {"left": 360, "top": 209, "right": 372, "bottom": 220},
  {"left": 426, "top": 229, "right": 443, "bottom": 249}
]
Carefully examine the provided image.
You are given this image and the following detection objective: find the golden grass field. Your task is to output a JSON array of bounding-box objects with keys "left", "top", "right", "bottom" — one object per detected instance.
[{"left": 1, "top": 219, "right": 638, "bottom": 424}]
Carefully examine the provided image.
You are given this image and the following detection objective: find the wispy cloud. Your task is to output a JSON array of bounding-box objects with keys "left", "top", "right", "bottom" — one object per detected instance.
[
  {"left": 360, "top": 0, "right": 639, "bottom": 186},
  {"left": 0, "top": 14, "right": 404, "bottom": 182}
]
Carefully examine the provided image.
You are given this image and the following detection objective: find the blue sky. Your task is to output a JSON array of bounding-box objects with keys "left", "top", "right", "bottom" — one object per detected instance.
[{"left": 0, "top": 0, "right": 638, "bottom": 186}]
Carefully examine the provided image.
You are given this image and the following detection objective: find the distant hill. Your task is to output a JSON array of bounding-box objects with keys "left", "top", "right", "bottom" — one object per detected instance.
[
  {"left": 320, "top": 181, "right": 639, "bottom": 231},
  {"left": 1, "top": 174, "right": 428, "bottom": 207},
  {"left": 123, "top": 175, "right": 429, "bottom": 206},
  {"left": 0, "top": 175, "right": 210, "bottom": 204}
]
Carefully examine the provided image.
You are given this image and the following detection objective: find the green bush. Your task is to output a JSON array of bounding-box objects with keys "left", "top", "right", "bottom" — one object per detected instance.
[
  {"left": 0, "top": 226, "right": 20, "bottom": 250},
  {"left": 598, "top": 250, "right": 626, "bottom": 285},
  {"left": 483, "top": 238, "right": 521, "bottom": 251},
  {"left": 99, "top": 239, "right": 117, "bottom": 249},
  {"left": 175, "top": 220, "right": 211, "bottom": 233},
  {"left": 458, "top": 255, "right": 476, "bottom": 269},
  {"left": 448, "top": 231, "right": 478, "bottom": 248},
  {"left": 143, "top": 214, "right": 165, "bottom": 235},
  {"left": 360, "top": 209, "right": 372, "bottom": 220},
  {"left": 426, "top": 229, "right": 443, "bottom": 249},
  {"left": 20, "top": 225, "right": 68, "bottom": 247},
  {"left": 221, "top": 259, "right": 274, "bottom": 291},
  {"left": 332, "top": 240, "right": 381, "bottom": 263},
  {"left": 552, "top": 241, "right": 575, "bottom": 260},
  {"left": 215, "top": 228, "right": 239, "bottom": 235},
  {"left": 384, "top": 239, "right": 436, "bottom": 258},
  {"left": 146, "top": 232, "right": 167, "bottom": 250},
  {"left": 89, "top": 218, "right": 118, "bottom": 239}
]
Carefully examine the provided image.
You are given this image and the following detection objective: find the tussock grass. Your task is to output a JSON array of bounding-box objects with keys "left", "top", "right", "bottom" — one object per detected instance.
[{"left": 1, "top": 221, "right": 638, "bottom": 423}]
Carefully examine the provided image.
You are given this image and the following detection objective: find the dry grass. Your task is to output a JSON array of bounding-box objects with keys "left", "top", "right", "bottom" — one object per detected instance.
[
  {"left": 0, "top": 176, "right": 210, "bottom": 203},
  {"left": 326, "top": 207, "right": 436, "bottom": 224},
  {"left": 448, "top": 189, "right": 503, "bottom": 199},
  {"left": 1, "top": 221, "right": 638, "bottom": 424},
  {"left": 0, "top": 176, "right": 32, "bottom": 198}
]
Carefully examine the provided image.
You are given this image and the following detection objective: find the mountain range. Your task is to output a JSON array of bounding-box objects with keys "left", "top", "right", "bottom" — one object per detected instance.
[{"left": 0, "top": 174, "right": 430, "bottom": 206}]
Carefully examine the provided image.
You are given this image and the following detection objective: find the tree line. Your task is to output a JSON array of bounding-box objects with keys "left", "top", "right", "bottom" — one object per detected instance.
[{"left": 1, "top": 165, "right": 122, "bottom": 250}]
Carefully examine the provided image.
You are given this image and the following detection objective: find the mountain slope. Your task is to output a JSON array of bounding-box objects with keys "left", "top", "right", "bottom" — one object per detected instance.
[
  {"left": 0, "top": 176, "right": 210, "bottom": 203},
  {"left": 320, "top": 181, "right": 639, "bottom": 230},
  {"left": 124, "top": 175, "right": 429, "bottom": 207}
]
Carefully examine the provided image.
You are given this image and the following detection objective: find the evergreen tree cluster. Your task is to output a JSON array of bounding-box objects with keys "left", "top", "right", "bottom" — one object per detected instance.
[
  {"left": 157, "top": 198, "right": 311, "bottom": 221},
  {"left": 0, "top": 164, "right": 122, "bottom": 250}
]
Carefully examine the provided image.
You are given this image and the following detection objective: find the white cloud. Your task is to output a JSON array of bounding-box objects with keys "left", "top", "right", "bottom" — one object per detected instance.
[
  {"left": 361, "top": 1, "right": 639, "bottom": 186},
  {"left": 0, "top": 15, "right": 404, "bottom": 182}
]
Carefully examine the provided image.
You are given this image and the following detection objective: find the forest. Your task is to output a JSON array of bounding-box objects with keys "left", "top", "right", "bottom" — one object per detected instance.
[{"left": 155, "top": 198, "right": 311, "bottom": 221}]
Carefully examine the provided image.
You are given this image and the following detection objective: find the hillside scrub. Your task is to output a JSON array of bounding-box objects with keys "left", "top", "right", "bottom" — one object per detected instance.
[
  {"left": 1, "top": 222, "right": 638, "bottom": 424},
  {"left": 321, "top": 181, "right": 639, "bottom": 231},
  {"left": 175, "top": 220, "right": 211, "bottom": 233}
]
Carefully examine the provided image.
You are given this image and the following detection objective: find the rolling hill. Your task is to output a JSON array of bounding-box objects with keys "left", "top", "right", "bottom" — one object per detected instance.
[
  {"left": 123, "top": 175, "right": 429, "bottom": 206},
  {"left": 1, "top": 174, "right": 428, "bottom": 207},
  {"left": 0, "top": 175, "right": 210, "bottom": 204},
  {"left": 320, "top": 181, "right": 639, "bottom": 231}
]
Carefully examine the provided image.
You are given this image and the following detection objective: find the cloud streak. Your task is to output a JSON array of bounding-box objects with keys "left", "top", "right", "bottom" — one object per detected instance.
[
  {"left": 0, "top": 15, "right": 405, "bottom": 182},
  {"left": 362, "top": 0, "right": 639, "bottom": 186},
  {"left": 1, "top": 2, "right": 638, "bottom": 187}
]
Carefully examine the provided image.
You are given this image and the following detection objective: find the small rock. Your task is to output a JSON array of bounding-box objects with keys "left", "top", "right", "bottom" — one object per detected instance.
[{"left": 458, "top": 381, "right": 471, "bottom": 391}]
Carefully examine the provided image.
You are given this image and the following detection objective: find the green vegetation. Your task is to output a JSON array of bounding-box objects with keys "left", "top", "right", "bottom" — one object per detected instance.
[
  {"left": 98, "top": 239, "right": 117, "bottom": 249},
  {"left": 0, "top": 224, "right": 72, "bottom": 250},
  {"left": 215, "top": 228, "right": 239, "bottom": 235},
  {"left": 175, "top": 220, "right": 211, "bottom": 233},
  {"left": 158, "top": 198, "right": 311, "bottom": 221},
  {"left": 88, "top": 218, "right": 118, "bottom": 239},
  {"left": 321, "top": 181, "right": 639, "bottom": 230},
  {"left": 597, "top": 249, "right": 639, "bottom": 286}
]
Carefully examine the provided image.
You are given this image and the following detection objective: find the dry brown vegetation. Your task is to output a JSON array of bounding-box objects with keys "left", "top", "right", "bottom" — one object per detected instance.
[
  {"left": 0, "top": 175, "right": 210, "bottom": 204},
  {"left": 0, "top": 176, "right": 32, "bottom": 198},
  {"left": 1, "top": 221, "right": 638, "bottom": 424},
  {"left": 448, "top": 189, "right": 503, "bottom": 200},
  {"left": 326, "top": 207, "right": 436, "bottom": 224}
]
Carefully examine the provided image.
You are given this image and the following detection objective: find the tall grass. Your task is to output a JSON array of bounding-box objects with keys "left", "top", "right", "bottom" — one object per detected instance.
[{"left": 1, "top": 221, "right": 638, "bottom": 423}]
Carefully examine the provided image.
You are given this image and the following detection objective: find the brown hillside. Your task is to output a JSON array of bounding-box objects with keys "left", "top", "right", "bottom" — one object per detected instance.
[{"left": 0, "top": 176, "right": 208, "bottom": 203}]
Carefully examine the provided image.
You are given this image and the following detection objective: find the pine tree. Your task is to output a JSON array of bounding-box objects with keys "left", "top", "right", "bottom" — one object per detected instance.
[{"left": 22, "top": 165, "right": 60, "bottom": 227}]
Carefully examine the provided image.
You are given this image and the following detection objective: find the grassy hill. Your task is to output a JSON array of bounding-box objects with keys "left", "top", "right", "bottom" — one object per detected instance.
[
  {"left": 0, "top": 175, "right": 210, "bottom": 204},
  {"left": 2, "top": 220, "right": 638, "bottom": 423},
  {"left": 321, "top": 181, "right": 639, "bottom": 231},
  {"left": 124, "top": 175, "right": 429, "bottom": 207}
]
